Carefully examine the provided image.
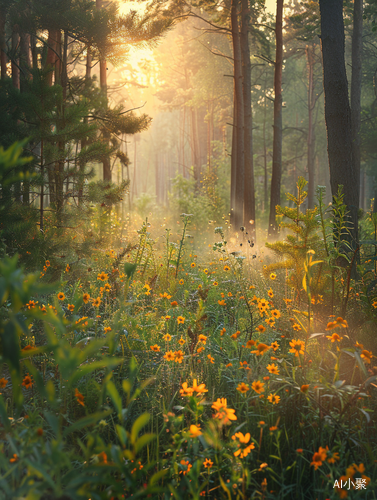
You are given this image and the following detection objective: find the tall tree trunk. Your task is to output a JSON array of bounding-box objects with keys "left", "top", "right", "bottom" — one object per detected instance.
[
  {"left": 351, "top": 0, "right": 363, "bottom": 209},
  {"left": 96, "top": 0, "right": 111, "bottom": 182},
  {"left": 263, "top": 73, "right": 268, "bottom": 213},
  {"left": 306, "top": 43, "right": 316, "bottom": 209},
  {"left": 0, "top": 7, "right": 7, "bottom": 79},
  {"left": 20, "top": 31, "right": 31, "bottom": 205},
  {"left": 45, "top": 29, "right": 59, "bottom": 86},
  {"left": 78, "top": 46, "right": 92, "bottom": 204},
  {"left": 319, "top": 0, "right": 359, "bottom": 247},
  {"left": 11, "top": 26, "right": 20, "bottom": 90},
  {"left": 231, "top": 0, "right": 245, "bottom": 231},
  {"left": 241, "top": 0, "right": 256, "bottom": 240},
  {"left": 268, "top": 0, "right": 283, "bottom": 237},
  {"left": 230, "top": 93, "right": 237, "bottom": 226}
]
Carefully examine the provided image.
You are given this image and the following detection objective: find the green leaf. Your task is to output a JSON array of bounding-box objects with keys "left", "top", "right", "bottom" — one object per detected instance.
[
  {"left": 124, "top": 262, "right": 137, "bottom": 279},
  {"left": 134, "top": 432, "right": 155, "bottom": 453},
  {"left": 63, "top": 410, "right": 111, "bottom": 437},
  {"left": 131, "top": 412, "right": 150, "bottom": 444},
  {"left": 354, "top": 351, "right": 368, "bottom": 379},
  {"left": 107, "top": 380, "right": 123, "bottom": 418},
  {"left": 69, "top": 358, "right": 123, "bottom": 385},
  {"left": 24, "top": 459, "right": 56, "bottom": 489},
  {"left": 0, "top": 396, "right": 11, "bottom": 431},
  {"left": 149, "top": 469, "right": 168, "bottom": 486}
]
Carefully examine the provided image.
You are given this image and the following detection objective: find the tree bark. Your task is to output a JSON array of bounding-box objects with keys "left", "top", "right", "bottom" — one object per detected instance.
[
  {"left": 319, "top": 0, "right": 359, "bottom": 247},
  {"left": 241, "top": 0, "right": 256, "bottom": 240},
  {"left": 230, "top": 93, "right": 237, "bottom": 226},
  {"left": 231, "top": 0, "right": 245, "bottom": 231},
  {"left": 268, "top": 0, "right": 283, "bottom": 237},
  {"left": 351, "top": 0, "right": 363, "bottom": 209},
  {"left": 0, "top": 7, "right": 7, "bottom": 79},
  {"left": 306, "top": 43, "right": 316, "bottom": 209},
  {"left": 11, "top": 26, "right": 20, "bottom": 90}
]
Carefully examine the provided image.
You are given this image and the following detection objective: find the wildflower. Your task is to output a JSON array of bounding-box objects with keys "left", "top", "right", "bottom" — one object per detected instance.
[
  {"left": 207, "top": 354, "right": 215, "bottom": 364},
  {"left": 97, "top": 451, "right": 107, "bottom": 464},
  {"left": 220, "top": 327, "right": 226, "bottom": 336},
  {"left": 267, "top": 393, "right": 280, "bottom": 405},
  {"left": 361, "top": 350, "right": 373, "bottom": 364},
  {"left": 265, "top": 317, "right": 275, "bottom": 327},
  {"left": 22, "top": 374, "right": 33, "bottom": 389},
  {"left": 268, "top": 289, "right": 274, "bottom": 298},
  {"left": 258, "top": 298, "right": 269, "bottom": 312},
  {"left": 75, "top": 388, "right": 85, "bottom": 406},
  {"left": 65, "top": 264, "right": 70, "bottom": 272},
  {"left": 213, "top": 281, "right": 218, "bottom": 287},
  {"left": 292, "top": 323, "right": 302, "bottom": 331},
  {"left": 179, "top": 279, "right": 184, "bottom": 285},
  {"left": 39, "top": 304, "right": 47, "bottom": 313},
  {"left": 189, "top": 424, "right": 202, "bottom": 438},
  {"left": 259, "top": 463, "right": 268, "bottom": 471},
  {"left": 164, "top": 351, "right": 175, "bottom": 361},
  {"left": 144, "top": 284, "right": 151, "bottom": 295},
  {"left": 192, "top": 379, "right": 208, "bottom": 395},
  {"left": 271, "top": 309, "right": 281, "bottom": 319},
  {"left": 310, "top": 446, "right": 327, "bottom": 470},
  {"left": 9, "top": 454, "right": 18, "bottom": 463},
  {"left": 57, "top": 292, "right": 65, "bottom": 301},
  {"left": 231, "top": 331, "right": 241, "bottom": 340},
  {"left": 245, "top": 339, "right": 256, "bottom": 348},
  {"left": 45, "top": 260, "right": 50, "bottom": 267},
  {"left": 67, "top": 304, "right": 75, "bottom": 312},
  {"left": 270, "top": 341, "right": 279, "bottom": 351},
  {"left": 83, "top": 293, "right": 90, "bottom": 304},
  {"left": 178, "top": 337, "right": 185, "bottom": 346},
  {"left": 327, "top": 451, "right": 340, "bottom": 464},
  {"left": 197, "top": 346, "right": 204, "bottom": 354},
  {"left": 232, "top": 432, "right": 255, "bottom": 458},
  {"left": 104, "top": 326, "right": 111, "bottom": 334},
  {"left": 326, "top": 317, "right": 348, "bottom": 330},
  {"left": 269, "top": 426, "right": 278, "bottom": 431},
  {"left": 165, "top": 315, "right": 171, "bottom": 321},
  {"left": 26, "top": 300, "right": 37, "bottom": 309},
  {"left": 177, "top": 316, "right": 185, "bottom": 325},
  {"left": 224, "top": 265, "right": 230, "bottom": 271},
  {"left": 251, "top": 381, "right": 265, "bottom": 394},
  {"left": 0, "top": 378, "right": 8, "bottom": 388},
  {"left": 150, "top": 345, "right": 160, "bottom": 352},
  {"left": 326, "top": 333, "right": 342, "bottom": 342},
  {"left": 203, "top": 458, "right": 213, "bottom": 468},
  {"left": 372, "top": 300, "right": 377, "bottom": 309},
  {"left": 289, "top": 339, "right": 305, "bottom": 357},
  {"left": 163, "top": 333, "right": 172, "bottom": 342},
  {"left": 92, "top": 297, "right": 101, "bottom": 308},
  {"left": 237, "top": 382, "right": 250, "bottom": 394},
  {"left": 228, "top": 291, "right": 233, "bottom": 297},
  {"left": 212, "top": 398, "right": 237, "bottom": 423},
  {"left": 22, "top": 345, "right": 35, "bottom": 352},
  {"left": 104, "top": 283, "right": 111, "bottom": 292},
  {"left": 266, "top": 363, "right": 279, "bottom": 375},
  {"left": 218, "top": 299, "right": 226, "bottom": 306},
  {"left": 300, "top": 384, "right": 309, "bottom": 393},
  {"left": 256, "top": 325, "right": 266, "bottom": 333},
  {"left": 160, "top": 292, "right": 172, "bottom": 299},
  {"left": 270, "top": 273, "right": 277, "bottom": 280},
  {"left": 355, "top": 341, "right": 363, "bottom": 349},
  {"left": 225, "top": 363, "right": 232, "bottom": 368},
  {"left": 37, "top": 428, "right": 44, "bottom": 436},
  {"left": 97, "top": 272, "right": 108, "bottom": 281},
  {"left": 191, "top": 262, "right": 196, "bottom": 268},
  {"left": 180, "top": 460, "right": 192, "bottom": 475},
  {"left": 296, "top": 448, "right": 303, "bottom": 453},
  {"left": 198, "top": 334, "right": 207, "bottom": 344},
  {"left": 180, "top": 382, "right": 194, "bottom": 397},
  {"left": 175, "top": 350, "right": 184, "bottom": 363},
  {"left": 252, "top": 343, "right": 270, "bottom": 356}
]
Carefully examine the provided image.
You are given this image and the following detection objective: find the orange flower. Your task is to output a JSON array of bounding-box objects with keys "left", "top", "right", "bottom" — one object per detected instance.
[
  {"left": 218, "top": 299, "right": 226, "bottom": 306},
  {"left": 267, "top": 393, "right": 280, "bottom": 404},
  {"left": 251, "top": 380, "right": 265, "bottom": 394},
  {"left": 179, "top": 279, "right": 184, "bottom": 285},
  {"left": 175, "top": 350, "right": 184, "bottom": 363},
  {"left": 92, "top": 297, "right": 101, "bottom": 307},
  {"left": 97, "top": 451, "right": 108, "bottom": 464},
  {"left": 198, "top": 334, "right": 207, "bottom": 344},
  {"left": 245, "top": 339, "right": 256, "bottom": 348},
  {"left": 360, "top": 350, "right": 373, "bottom": 364},
  {"left": 189, "top": 424, "right": 202, "bottom": 438},
  {"left": 164, "top": 350, "right": 175, "bottom": 361},
  {"left": 0, "top": 378, "right": 8, "bottom": 389},
  {"left": 75, "top": 388, "right": 85, "bottom": 407},
  {"left": 237, "top": 382, "right": 250, "bottom": 394},
  {"left": 207, "top": 354, "right": 215, "bottom": 364},
  {"left": 150, "top": 345, "right": 160, "bottom": 352},
  {"left": 266, "top": 363, "right": 279, "bottom": 375},
  {"left": 22, "top": 374, "right": 33, "bottom": 389},
  {"left": 289, "top": 339, "right": 305, "bottom": 357},
  {"left": 104, "top": 326, "right": 111, "bottom": 333},
  {"left": 326, "top": 317, "right": 348, "bottom": 330},
  {"left": 232, "top": 432, "right": 255, "bottom": 458},
  {"left": 9, "top": 454, "right": 18, "bottom": 463},
  {"left": 83, "top": 293, "right": 90, "bottom": 304},
  {"left": 326, "top": 333, "right": 342, "bottom": 342},
  {"left": 163, "top": 333, "right": 172, "bottom": 341},
  {"left": 67, "top": 304, "right": 75, "bottom": 312},
  {"left": 270, "top": 341, "right": 279, "bottom": 351},
  {"left": 256, "top": 325, "right": 266, "bottom": 333},
  {"left": 267, "top": 289, "right": 274, "bottom": 298},
  {"left": 192, "top": 379, "right": 208, "bottom": 395},
  {"left": 180, "top": 459, "right": 192, "bottom": 475},
  {"left": 225, "top": 363, "right": 233, "bottom": 368},
  {"left": 178, "top": 337, "right": 185, "bottom": 345},
  {"left": 177, "top": 316, "right": 185, "bottom": 325},
  {"left": 57, "top": 292, "right": 65, "bottom": 301},
  {"left": 310, "top": 446, "right": 327, "bottom": 470},
  {"left": 223, "top": 265, "right": 230, "bottom": 271},
  {"left": 292, "top": 323, "right": 302, "bottom": 331},
  {"left": 265, "top": 317, "right": 275, "bottom": 327},
  {"left": 220, "top": 327, "right": 226, "bottom": 336},
  {"left": 170, "top": 301, "right": 178, "bottom": 307},
  {"left": 97, "top": 272, "right": 108, "bottom": 281},
  {"left": 301, "top": 384, "right": 309, "bottom": 393},
  {"left": 191, "top": 262, "right": 196, "bottom": 268},
  {"left": 212, "top": 398, "right": 237, "bottom": 423},
  {"left": 230, "top": 331, "right": 241, "bottom": 340},
  {"left": 270, "top": 273, "right": 276, "bottom": 280},
  {"left": 252, "top": 343, "right": 270, "bottom": 356},
  {"left": 45, "top": 260, "right": 50, "bottom": 267},
  {"left": 271, "top": 309, "right": 281, "bottom": 319},
  {"left": 37, "top": 428, "right": 44, "bottom": 436},
  {"left": 203, "top": 458, "right": 213, "bottom": 468}
]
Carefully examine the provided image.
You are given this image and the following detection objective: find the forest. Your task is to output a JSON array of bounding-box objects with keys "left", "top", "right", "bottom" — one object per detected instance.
[{"left": 1, "top": 0, "right": 377, "bottom": 498}]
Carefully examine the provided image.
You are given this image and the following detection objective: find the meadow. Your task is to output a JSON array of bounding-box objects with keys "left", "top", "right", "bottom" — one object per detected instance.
[{"left": 1, "top": 179, "right": 377, "bottom": 500}]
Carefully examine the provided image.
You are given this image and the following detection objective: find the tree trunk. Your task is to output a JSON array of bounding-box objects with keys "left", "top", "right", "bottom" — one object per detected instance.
[
  {"left": 241, "top": 0, "right": 256, "bottom": 240},
  {"left": 11, "top": 26, "right": 20, "bottom": 90},
  {"left": 351, "top": 0, "right": 363, "bottom": 209},
  {"left": 306, "top": 43, "right": 316, "bottom": 209},
  {"left": 78, "top": 46, "right": 92, "bottom": 204},
  {"left": 231, "top": 0, "right": 245, "bottom": 231},
  {"left": 45, "top": 29, "right": 59, "bottom": 86},
  {"left": 319, "top": 0, "right": 359, "bottom": 247},
  {"left": 263, "top": 73, "right": 268, "bottom": 213},
  {"left": 230, "top": 93, "right": 237, "bottom": 226},
  {"left": 268, "top": 0, "right": 283, "bottom": 237},
  {"left": 0, "top": 7, "right": 7, "bottom": 79},
  {"left": 96, "top": 0, "right": 111, "bottom": 182}
]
